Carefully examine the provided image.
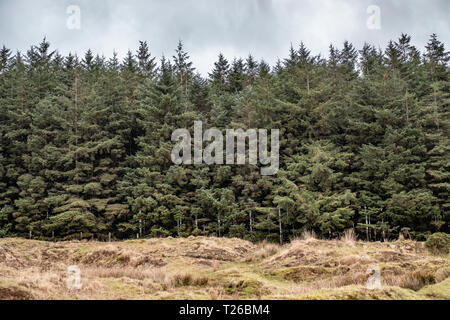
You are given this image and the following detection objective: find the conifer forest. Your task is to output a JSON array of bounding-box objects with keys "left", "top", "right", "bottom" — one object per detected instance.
[{"left": 0, "top": 34, "right": 448, "bottom": 243}]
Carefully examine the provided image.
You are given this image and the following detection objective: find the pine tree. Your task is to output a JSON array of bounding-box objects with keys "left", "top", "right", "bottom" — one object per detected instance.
[
  {"left": 209, "top": 53, "right": 230, "bottom": 91},
  {"left": 228, "top": 58, "right": 245, "bottom": 92},
  {"left": 173, "top": 40, "right": 195, "bottom": 95},
  {"left": 137, "top": 41, "right": 157, "bottom": 79}
]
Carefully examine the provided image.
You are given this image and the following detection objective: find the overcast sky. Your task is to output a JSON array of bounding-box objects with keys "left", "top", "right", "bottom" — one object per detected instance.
[{"left": 0, "top": 0, "right": 448, "bottom": 75}]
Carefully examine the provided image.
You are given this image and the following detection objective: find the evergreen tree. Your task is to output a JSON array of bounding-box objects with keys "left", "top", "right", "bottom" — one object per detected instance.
[
  {"left": 137, "top": 41, "right": 157, "bottom": 79},
  {"left": 173, "top": 40, "right": 195, "bottom": 95}
]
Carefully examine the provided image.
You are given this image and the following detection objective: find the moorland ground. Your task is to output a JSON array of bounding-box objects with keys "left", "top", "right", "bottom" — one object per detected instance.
[{"left": 0, "top": 236, "right": 449, "bottom": 300}]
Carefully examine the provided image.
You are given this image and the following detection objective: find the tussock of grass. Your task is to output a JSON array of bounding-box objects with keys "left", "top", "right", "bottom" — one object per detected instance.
[
  {"left": 340, "top": 229, "right": 357, "bottom": 243},
  {"left": 170, "top": 273, "right": 211, "bottom": 287},
  {"left": 298, "top": 230, "right": 316, "bottom": 241},
  {"left": 246, "top": 241, "right": 280, "bottom": 262}
]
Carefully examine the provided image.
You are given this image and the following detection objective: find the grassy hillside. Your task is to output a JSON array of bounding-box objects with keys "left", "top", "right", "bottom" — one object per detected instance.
[{"left": 0, "top": 236, "right": 449, "bottom": 300}]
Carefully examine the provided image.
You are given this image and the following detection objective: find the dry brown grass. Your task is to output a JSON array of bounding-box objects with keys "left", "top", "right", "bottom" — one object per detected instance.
[
  {"left": 246, "top": 241, "right": 280, "bottom": 262},
  {"left": 299, "top": 230, "right": 317, "bottom": 241},
  {"left": 340, "top": 229, "right": 357, "bottom": 243},
  {"left": 0, "top": 237, "right": 449, "bottom": 300}
]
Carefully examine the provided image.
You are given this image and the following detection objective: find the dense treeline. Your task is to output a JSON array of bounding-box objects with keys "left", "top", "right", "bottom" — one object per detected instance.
[{"left": 0, "top": 34, "right": 448, "bottom": 242}]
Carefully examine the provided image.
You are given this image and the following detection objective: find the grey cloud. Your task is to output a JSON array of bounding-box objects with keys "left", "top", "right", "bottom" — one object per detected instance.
[{"left": 0, "top": 0, "right": 448, "bottom": 75}]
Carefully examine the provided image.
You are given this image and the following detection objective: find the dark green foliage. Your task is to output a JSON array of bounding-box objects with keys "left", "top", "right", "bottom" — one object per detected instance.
[
  {"left": 0, "top": 35, "right": 448, "bottom": 241},
  {"left": 425, "top": 232, "right": 450, "bottom": 254}
]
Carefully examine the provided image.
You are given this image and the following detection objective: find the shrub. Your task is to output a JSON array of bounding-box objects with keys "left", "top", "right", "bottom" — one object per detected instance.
[{"left": 425, "top": 233, "right": 450, "bottom": 255}]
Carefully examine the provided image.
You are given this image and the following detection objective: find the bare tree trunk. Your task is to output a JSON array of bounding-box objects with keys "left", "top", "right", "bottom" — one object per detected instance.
[
  {"left": 365, "top": 206, "right": 369, "bottom": 241},
  {"left": 278, "top": 207, "right": 283, "bottom": 245},
  {"left": 218, "top": 217, "right": 221, "bottom": 237}
]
